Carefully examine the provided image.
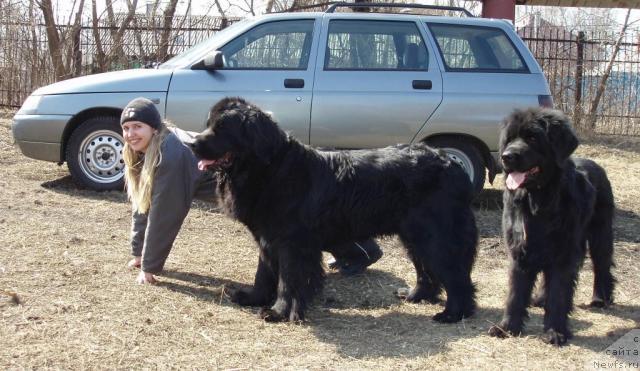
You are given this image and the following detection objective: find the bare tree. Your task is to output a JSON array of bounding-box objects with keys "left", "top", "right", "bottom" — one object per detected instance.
[
  {"left": 227, "top": 0, "right": 257, "bottom": 16},
  {"left": 446, "top": 0, "right": 480, "bottom": 15},
  {"left": 265, "top": 0, "right": 275, "bottom": 13},
  {"left": 37, "top": 0, "right": 66, "bottom": 80},
  {"left": 92, "top": 0, "right": 144, "bottom": 72},
  {"left": 35, "top": 0, "right": 87, "bottom": 80},
  {"left": 516, "top": 6, "right": 617, "bottom": 32},
  {"left": 585, "top": 9, "right": 633, "bottom": 131},
  {"left": 91, "top": 0, "right": 108, "bottom": 72},
  {"left": 157, "top": 0, "right": 180, "bottom": 61},
  {"left": 69, "top": 0, "right": 86, "bottom": 77},
  {"left": 113, "top": 0, "right": 138, "bottom": 65},
  {"left": 126, "top": 0, "right": 147, "bottom": 60},
  {"left": 28, "top": 0, "right": 44, "bottom": 81},
  {"left": 213, "top": 0, "right": 229, "bottom": 28},
  {"left": 105, "top": 0, "right": 118, "bottom": 41},
  {"left": 97, "top": 0, "right": 138, "bottom": 68}
]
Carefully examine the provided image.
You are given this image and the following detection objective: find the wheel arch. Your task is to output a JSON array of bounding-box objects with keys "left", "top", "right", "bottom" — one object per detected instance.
[
  {"left": 61, "top": 107, "right": 122, "bottom": 163},
  {"left": 421, "top": 133, "right": 497, "bottom": 185}
]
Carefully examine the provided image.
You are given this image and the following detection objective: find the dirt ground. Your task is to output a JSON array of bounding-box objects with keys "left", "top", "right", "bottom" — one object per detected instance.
[{"left": 1, "top": 112, "right": 639, "bottom": 370}]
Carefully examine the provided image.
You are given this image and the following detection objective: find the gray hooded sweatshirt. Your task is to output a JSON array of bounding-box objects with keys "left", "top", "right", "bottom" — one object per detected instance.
[{"left": 130, "top": 127, "right": 216, "bottom": 273}]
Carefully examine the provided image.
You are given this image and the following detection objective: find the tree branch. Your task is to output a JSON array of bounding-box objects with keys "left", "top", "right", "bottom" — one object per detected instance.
[{"left": 586, "top": 9, "right": 632, "bottom": 131}]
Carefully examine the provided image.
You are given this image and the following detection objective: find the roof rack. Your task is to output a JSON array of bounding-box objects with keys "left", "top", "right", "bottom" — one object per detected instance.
[{"left": 324, "top": 2, "right": 474, "bottom": 17}]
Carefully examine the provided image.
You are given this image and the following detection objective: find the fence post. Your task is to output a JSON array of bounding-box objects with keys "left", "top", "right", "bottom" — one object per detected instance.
[{"left": 574, "top": 31, "right": 585, "bottom": 129}]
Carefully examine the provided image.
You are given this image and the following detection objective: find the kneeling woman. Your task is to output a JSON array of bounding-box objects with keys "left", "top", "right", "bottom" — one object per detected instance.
[{"left": 121, "top": 98, "right": 381, "bottom": 284}]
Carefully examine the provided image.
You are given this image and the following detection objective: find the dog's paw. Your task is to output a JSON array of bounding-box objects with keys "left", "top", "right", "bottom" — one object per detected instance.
[
  {"left": 488, "top": 322, "right": 521, "bottom": 338},
  {"left": 395, "top": 287, "right": 411, "bottom": 299},
  {"left": 433, "top": 310, "right": 463, "bottom": 323},
  {"left": 544, "top": 329, "right": 571, "bottom": 346},
  {"left": 396, "top": 287, "right": 441, "bottom": 304},
  {"left": 488, "top": 325, "right": 509, "bottom": 338},
  {"left": 258, "top": 307, "right": 286, "bottom": 322},
  {"left": 288, "top": 310, "right": 304, "bottom": 323},
  {"left": 589, "top": 299, "right": 607, "bottom": 308},
  {"left": 258, "top": 307, "right": 304, "bottom": 323},
  {"left": 589, "top": 297, "right": 613, "bottom": 308},
  {"left": 229, "top": 288, "right": 250, "bottom": 305}
]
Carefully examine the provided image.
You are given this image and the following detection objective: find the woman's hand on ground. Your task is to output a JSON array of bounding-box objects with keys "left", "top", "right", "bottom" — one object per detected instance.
[
  {"left": 127, "top": 256, "right": 142, "bottom": 269},
  {"left": 136, "top": 271, "right": 158, "bottom": 284}
]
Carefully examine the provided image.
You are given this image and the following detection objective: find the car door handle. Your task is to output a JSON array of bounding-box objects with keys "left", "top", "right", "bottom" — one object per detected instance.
[
  {"left": 284, "top": 79, "right": 304, "bottom": 88},
  {"left": 412, "top": 80, "right": 432, "bottom": 90}
]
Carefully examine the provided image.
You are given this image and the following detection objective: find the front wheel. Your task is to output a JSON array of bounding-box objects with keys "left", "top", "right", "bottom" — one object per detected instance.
[
  {"left": 426, "top": 137, "right": 485, "bottom": 195},
  {"left": 66, "top": 116, "right": 125, "bottom": 191}
]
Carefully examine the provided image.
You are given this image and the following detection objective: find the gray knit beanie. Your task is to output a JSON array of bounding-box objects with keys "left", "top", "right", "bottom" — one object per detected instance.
[{"left": 120, "top": 97, "right": 162, "bottom": 130}]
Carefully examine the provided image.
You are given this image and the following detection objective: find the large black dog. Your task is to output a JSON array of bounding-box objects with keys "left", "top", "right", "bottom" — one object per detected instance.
[
  {"left": 488, "top": 108, "right": 615, "bottom": 346},
  {"left": 191, "top": 97, "right": 478, "bottom": 323}
]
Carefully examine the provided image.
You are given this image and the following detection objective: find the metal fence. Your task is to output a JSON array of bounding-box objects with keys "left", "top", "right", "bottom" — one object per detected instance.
[
  {"left": 2, "top": 13, "right": 640, "bottom": 136},
  {"left": 519, "top": 26, "right": 640, "bottom": 135},
  {"left": 0, "top": 13, "right": 239, "bottom": 108}
]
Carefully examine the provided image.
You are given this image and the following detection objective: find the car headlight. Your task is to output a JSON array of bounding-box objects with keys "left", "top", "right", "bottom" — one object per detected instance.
[{"left": 17, "top": 95, "right": 42, "bottom": 115}]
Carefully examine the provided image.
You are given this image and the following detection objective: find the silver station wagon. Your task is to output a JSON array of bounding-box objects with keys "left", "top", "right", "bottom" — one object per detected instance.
[{"left": 12, "top": 3, "right": 551, "bottom": 192}]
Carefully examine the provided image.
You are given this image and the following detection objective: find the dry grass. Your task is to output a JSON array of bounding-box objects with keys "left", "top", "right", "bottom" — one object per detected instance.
[{"left": 1, "top": 115, "right": 639, "bottom": 370}]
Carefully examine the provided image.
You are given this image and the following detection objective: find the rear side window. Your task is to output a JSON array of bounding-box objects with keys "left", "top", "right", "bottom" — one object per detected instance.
[
  {"left": 428, "top": 23, "right": 528, "bottom": 72},
  {"left": 325, "top": 20, "right": 428, "bottom": 71},
  {"left": 220, "top": 20, "right": 314, "bottom": 70}
]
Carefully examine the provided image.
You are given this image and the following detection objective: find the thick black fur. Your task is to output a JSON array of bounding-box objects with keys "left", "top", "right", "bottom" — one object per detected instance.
[
  {"left": 191, "top": 97, "right": 478, "bottom": 323},
  {"left": 488, "top": 108, "right": 615, "bottom": 346}
]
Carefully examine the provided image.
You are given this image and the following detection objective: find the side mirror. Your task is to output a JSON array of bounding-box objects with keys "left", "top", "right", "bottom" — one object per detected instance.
[{"left": 192, "top": 51, "right": 224, "bottom": 70}]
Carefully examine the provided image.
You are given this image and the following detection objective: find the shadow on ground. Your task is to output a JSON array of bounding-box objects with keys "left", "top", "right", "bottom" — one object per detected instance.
[
  {"left": 571, "top": 309, "right": 640, "bottom": 359},
  {"left": 160, "top": 268, "right": 408, "bottom": 311},
  {"left": 159, "top": 270, "right": 243, "bottom": 305},
  {"left": 40, "top": 175, "right": 220, "bottom": 213},
  {"left": 41, "top": 175, "right": 127, "bottom": 203},
  {"left": 615, "top": 208, "right": 640, "bottom": 243},
  {"left": 159, "top": 267, "right": 627, "bottom": 359},
  {"left": 306, "top": 302, "right": 622, "bottom": 358}
]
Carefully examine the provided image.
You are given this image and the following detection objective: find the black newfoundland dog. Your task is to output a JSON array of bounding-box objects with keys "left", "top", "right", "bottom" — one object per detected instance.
[
  {"left": 488, "top": 108, "right": 615, "bottom": 346},
  {"left": 191, "top": 97, "right": 478, "bottom": 323}
]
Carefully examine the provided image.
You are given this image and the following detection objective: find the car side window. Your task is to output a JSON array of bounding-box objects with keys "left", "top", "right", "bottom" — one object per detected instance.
[
  {"left": 220, "top": 20, "right": 314, "bottom": 70},
  {"left": 325, "top": 20, "right": 428, "bottom": 71},
  {"left": 428, "top": 23, "right": 528, "bottom": 72}
]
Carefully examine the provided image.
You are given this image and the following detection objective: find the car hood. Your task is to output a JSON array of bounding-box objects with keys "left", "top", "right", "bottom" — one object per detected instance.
[{"left": 33, "top": 69, "right": 174, "bottom": 95}]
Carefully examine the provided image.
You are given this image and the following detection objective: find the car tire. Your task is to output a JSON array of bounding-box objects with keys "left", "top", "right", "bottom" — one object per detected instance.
[
  {"left": 426, "top": 137, "right": 485, "bottom": 195},
  {"left": 66, "top": 116, "right": 125, "bottom": 191}
]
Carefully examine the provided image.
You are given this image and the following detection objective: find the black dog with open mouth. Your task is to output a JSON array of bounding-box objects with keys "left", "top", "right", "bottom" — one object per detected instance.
[
  {"left": 489, "top": 107, "right": 615, "bottom": 346},
  {"left": 191, "top": 97, "right": 478, "bottom": 323}
]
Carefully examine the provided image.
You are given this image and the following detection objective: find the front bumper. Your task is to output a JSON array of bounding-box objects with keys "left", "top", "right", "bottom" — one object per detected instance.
[{"left": 12, "top": 114, "right": 72, "bottom": 162}]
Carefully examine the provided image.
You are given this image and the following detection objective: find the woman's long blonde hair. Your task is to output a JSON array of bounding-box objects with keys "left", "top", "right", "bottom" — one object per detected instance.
[{"left": 123, "top": 124, "right": 170, "bottom": 214}]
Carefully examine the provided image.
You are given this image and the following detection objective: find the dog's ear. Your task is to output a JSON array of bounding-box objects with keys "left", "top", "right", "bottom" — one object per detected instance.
[
  {"left": 499, "top": 109, "right": 523, "bottom": 154},
  {"left": 499, "top": 113, "right": 514, "bottom": 154},
  {"left": 544, "top": 110, "right": 578, "bottom": 167},
  {"left": 243, "top": 109, "right": 285, "bottom": 163}
]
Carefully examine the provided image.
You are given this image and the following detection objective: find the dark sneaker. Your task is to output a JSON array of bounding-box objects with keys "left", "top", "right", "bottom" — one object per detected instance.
[{"left": 328, "top": 240, "right": 383, "bottom": 276}]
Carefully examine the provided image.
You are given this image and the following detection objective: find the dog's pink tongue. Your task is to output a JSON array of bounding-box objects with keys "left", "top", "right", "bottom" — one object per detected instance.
[
  {"left": 198, "top": 159, "right": 216, "bottom": 171},
  {"left": 506, "top": 172, "right": 526, "bottom": 190}
]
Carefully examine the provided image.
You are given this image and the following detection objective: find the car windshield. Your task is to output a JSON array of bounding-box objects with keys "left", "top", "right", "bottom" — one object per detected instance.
[{"left": 159, "top": 19, "right": 249, "bottom": 69}]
